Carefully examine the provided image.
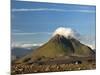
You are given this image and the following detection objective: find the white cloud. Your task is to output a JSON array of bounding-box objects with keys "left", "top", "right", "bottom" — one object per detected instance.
[
  {"left": 12, "top": 8, "right": 65, "bottom": 12},
  {"left": 52, "top": 27, "right": 80, "bottom": 39},
  {"left": 12, "top": 8, "right": 95, "bottom": 13},
  {"left": 78, "top": 34, "right": 95, "bottom": 49},
  {"left": 85, "top": 44, "right": 95, "bottom": 50},
  {"left": 12, "top": 29, "right": 21, "bottom": 33},
  {"left": 12, "top": 32, "right": 52, "bottom": 35},
  {"left": 11, "top": 43, "right": 43, "bottom": 48},
  {"left": 20, "top": 43, "right": 43, "bottom": 47}
]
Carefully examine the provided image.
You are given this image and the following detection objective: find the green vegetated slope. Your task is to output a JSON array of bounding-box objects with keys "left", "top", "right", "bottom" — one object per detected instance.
[{"left": 15, "top": 34, "right": 95, "bottom": 64}]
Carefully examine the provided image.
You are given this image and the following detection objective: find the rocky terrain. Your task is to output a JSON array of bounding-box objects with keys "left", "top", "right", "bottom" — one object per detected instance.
[{"left": 11, "top": 60, "right": 95, "bottom": 74}]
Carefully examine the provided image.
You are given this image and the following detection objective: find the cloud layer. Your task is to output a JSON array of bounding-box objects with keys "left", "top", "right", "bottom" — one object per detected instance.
[
  {"left": 53, "top": 27, "right": 79, "bottom": 39},
  {"left": 12, "top": 32, "right": 52, "bottom": 35},
  {"left": 11, "top": 43, "right": 43, "bottom": 49},
  {"left": 12, "top": 8, "right": 95, "bottom": 13}
]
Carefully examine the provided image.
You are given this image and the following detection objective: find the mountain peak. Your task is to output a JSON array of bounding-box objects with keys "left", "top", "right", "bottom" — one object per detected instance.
[
  {"left": 51, "top": 34, "right": 65, "bottom": 40},
  {"left": 16, "top": 28, "right": 95, "bottom": 63},
  {"left": 50, "top": 34, "right": 72, "bottom": 43}
]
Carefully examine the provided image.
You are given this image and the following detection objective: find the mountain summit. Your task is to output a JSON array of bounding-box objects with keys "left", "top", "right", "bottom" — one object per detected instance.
[
  {"left": 31, "top": 34, "right": 94, "bottom": 57},
  {"left": 16, "top": 33, "right": 95, "bottom": 63}
]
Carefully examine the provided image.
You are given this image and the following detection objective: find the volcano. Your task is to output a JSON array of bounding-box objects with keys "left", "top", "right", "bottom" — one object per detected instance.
[{"left": 16, "top": 34, "right": 95, "bottom": 64}]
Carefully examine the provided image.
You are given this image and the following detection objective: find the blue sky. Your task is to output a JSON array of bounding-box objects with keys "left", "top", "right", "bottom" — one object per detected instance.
[{"left": 11, "top": 0, "right": 96, "bottom": 48}]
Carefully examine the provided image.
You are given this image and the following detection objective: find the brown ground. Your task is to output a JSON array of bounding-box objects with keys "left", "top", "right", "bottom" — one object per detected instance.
[{"left": 11, "top": 61, "right": 96, "bottom": 74}]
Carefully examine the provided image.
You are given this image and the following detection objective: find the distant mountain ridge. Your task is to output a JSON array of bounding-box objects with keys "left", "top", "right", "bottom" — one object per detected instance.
[{"left": 11, "top": 46, "right": 39, "bottom": 60}]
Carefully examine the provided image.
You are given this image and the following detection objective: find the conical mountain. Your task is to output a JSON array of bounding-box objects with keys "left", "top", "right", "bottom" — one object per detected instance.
[{"left": 16, "top": 34, "right": 95, "bottom": 64}]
